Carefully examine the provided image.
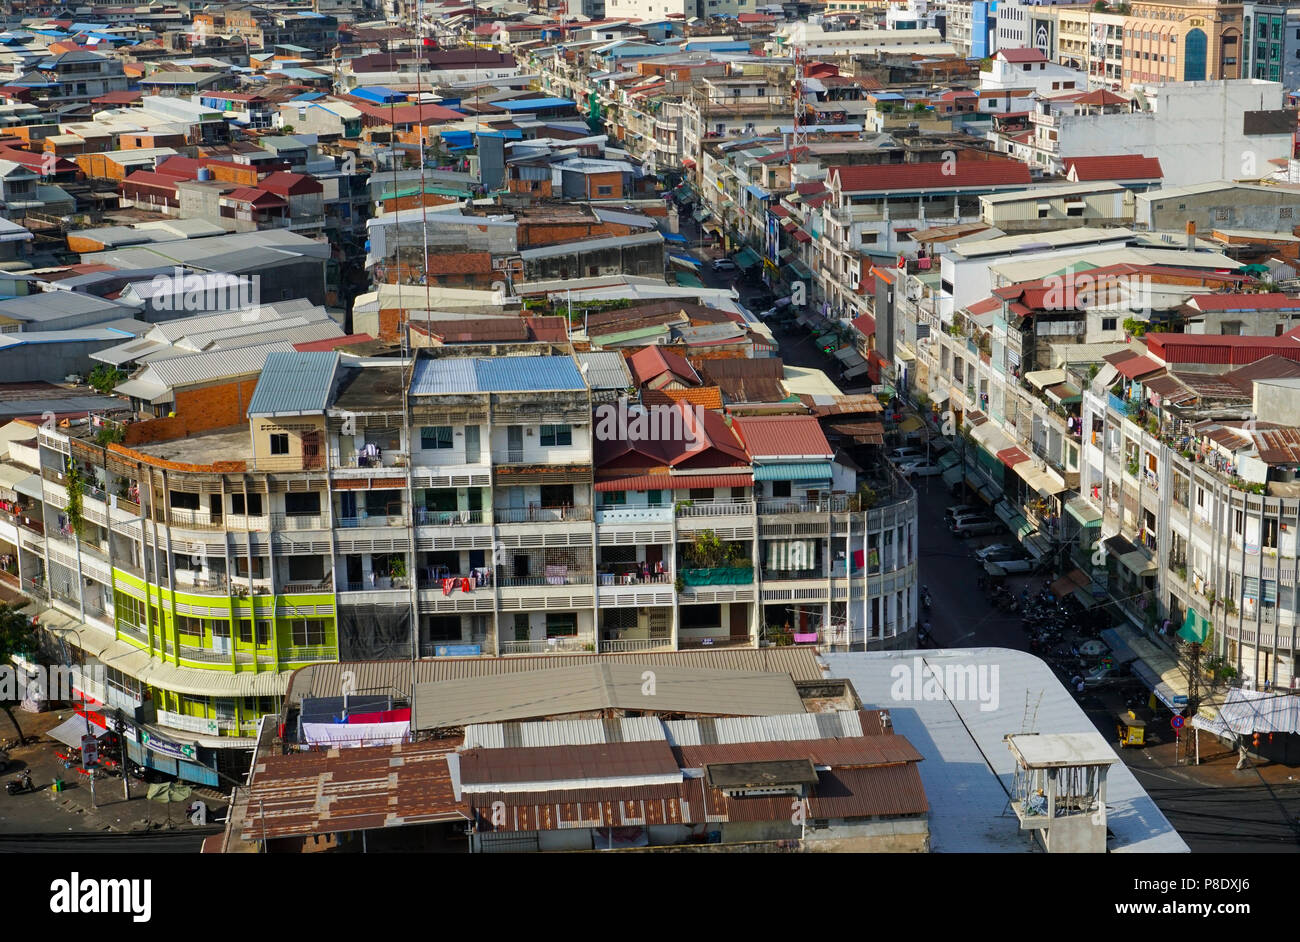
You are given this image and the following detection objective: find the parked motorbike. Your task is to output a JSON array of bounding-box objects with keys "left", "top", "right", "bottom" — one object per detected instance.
[{"left": 5, "top": 770, "right": 34, "bottom": 795}]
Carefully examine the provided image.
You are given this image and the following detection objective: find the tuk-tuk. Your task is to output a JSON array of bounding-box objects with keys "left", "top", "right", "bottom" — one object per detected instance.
[{"left": 1116, "top": 711, "right": 1146, "bottom": 747}]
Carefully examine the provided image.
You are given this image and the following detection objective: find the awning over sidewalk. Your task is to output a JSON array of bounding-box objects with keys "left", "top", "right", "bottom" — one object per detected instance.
[
  {"left": 48, "top": 715, "right": 107, "bottom": 749},
  {"left": 1065, "top": 495, "right": 1102, "bottom": 526},
  {"left": 1099, "top": 626, "right": 1141, "bottom": 665},
  {"left": 734, "top": 246, "right": 762, "bottom": 269},
  {"left": 942, "top": 465, "right": 965, "bottom": 489},
  {"left": 1016, "top": 461, "right": 1066, "bottom": 497},
  {"left": 1179, "top": 608, "right": 1210, "bottom": 644},
  {"left": 1108, "top": 623, "right": 1193, "bottom": 712},
  {"left": 1023, "top": 531, "right": 1054, "bottom": 559}
]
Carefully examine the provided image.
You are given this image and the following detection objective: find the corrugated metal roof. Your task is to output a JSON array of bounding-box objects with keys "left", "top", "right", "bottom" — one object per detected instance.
[
  {"left": 463, "top": 716, "right": 666, "bottom": 750},
  {"left": 824, "top": 650, "right": 1188, "bottom": 853},
  {"left": 413, "top": 664, "right": 806, "bottom": 731},
  {"left": 664, "top": 711, "right": 865, "bottom": 746},
  {"left": 735, "top": 414, "right": 834, "bottom": 459},
  {"left": 247, "top": 351, "right": 339, "bottom": 417},
  {"left": 293, "top": 649, "right": 822, "bottom": 704},
  {"left": 409, "top": 355, "right": 585, "bottom": 395},
  {"left": 136, "top": 341, "right": 296, "bottom": 392},
  {"left": 518, "top": 230, "right": 663, "bottom": 261},
  {"left": 576, "top": 350, "right": 632, "bottom": 390}
]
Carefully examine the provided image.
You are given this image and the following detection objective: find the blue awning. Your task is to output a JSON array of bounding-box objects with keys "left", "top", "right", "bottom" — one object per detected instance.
[
  {"left": 1099, "top": 627, "right": 1140, "bottom": 665},
  {"left": 663, "top": 232, "right": 688, "bottom": 244},
  {"left": 669, "top": 252, "right": 701, "bottom": 268},
  {"left": 754, "top": 462, "right": 833, "bottom": 481},
  {"left": 745, "top": 184, "right": 771, "bottom": 201}
]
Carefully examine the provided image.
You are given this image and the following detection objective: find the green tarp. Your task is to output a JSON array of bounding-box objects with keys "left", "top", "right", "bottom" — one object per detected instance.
[
  {"left": 734, "top": 247, "right": 762, "bottom": 269},
  {"left": 1178, "top": 608, "right": 1210, "bottom": 644}
]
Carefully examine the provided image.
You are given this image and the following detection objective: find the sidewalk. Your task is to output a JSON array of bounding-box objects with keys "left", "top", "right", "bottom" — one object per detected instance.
[{"left": 0, "top": 707, "right": 227, "bottom": 834}]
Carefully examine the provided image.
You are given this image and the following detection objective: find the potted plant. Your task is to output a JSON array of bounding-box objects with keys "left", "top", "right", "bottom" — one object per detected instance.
[{"left": 389, "top": 557, "right": 407, "bottom": 588}]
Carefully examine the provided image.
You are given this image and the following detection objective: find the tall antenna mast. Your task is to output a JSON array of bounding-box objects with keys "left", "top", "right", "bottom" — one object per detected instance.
[{"left": 789, "top": 23, "right": 807, "bottom": 151}]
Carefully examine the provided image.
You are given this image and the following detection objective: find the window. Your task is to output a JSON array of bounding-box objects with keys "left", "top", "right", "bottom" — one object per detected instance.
[
  {"left": 269, "top": 433, "right": 289, "bottom": 455},
  {"left": 291, "top": 618, "right": 326, "bottom": 646},
  {"left": 540, "top": 424, "right": 572, "bottom": 446},
  {"left": 596, "top": 185, "right": 613, "bottom": 196},
  {"left": 545, "top": 612, "right": 577, "bottom": 637},
  {"left": 647, "top": 489, "right": 663, "bottom": 506},
  {"left": 689, "top": 488, "right": 713, "bottom": 501},
  {"left": 771, "top": 480, "right": 792, "bottom": 498},
  {"left": 602, "top": 490, "right": 626, "bottom": 506},
  {"left": 230, "top": 493, "right": 263, "bottom": 516},
  {"left": 1102, "top": 317, "right": 1118, "bottom": 331},
  {"left": 680, "top": 604, "right": 721, "bottom": 629},
  {"left": 238, "top": 619, "right": 272, "bottom": 645},
  {"left": 421, "top": 425, "right": 453, "bottom": 449}
]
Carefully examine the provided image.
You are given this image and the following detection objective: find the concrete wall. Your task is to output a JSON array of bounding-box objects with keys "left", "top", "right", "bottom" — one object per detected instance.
[
  {"left": 1058, "top": 81, "right": 1292, "bottom": 187},
  {"left": 1137, "top": 185, "right": 1300, "bottom": 232}
]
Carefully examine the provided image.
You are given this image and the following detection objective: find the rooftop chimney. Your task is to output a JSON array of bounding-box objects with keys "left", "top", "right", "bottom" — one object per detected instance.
[{"left": 1186, "top": 219, "right": 1196, "bottom": 250}]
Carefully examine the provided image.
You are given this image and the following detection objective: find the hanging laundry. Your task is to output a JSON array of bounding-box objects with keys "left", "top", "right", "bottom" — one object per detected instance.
[
  {"left": 442, "top": 578, "right": 455, "bottom": 596},
  {"left": 461, "top": 577, "right": 473, "bottom": 593}
]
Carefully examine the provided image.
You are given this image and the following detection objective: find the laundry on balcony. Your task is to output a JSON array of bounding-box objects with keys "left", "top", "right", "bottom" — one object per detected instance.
[{"left": 545, "top": 565, "right": 568, "bottom": 585}]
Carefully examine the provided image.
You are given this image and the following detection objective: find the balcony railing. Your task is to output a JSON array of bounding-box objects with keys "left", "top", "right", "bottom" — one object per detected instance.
[
  {"left": 499, "top": 637, "right": 594, "bottom": 654},
  {"left": 493, "top": 505, "right": 591, "bottom": 523},
  {"left": 602, "top": 637, "right": 674, "bottom": 652},
  {"left": 270, "top": 513, "right": 327, "bottom": 530},
  {"left": 597, "top": 571, "right": 671, "bottom": 586},
  {"left": 335, "top": 511, "right": 407, "bottom": 528},
  {"left": 281, "top": 580, "right": 331, "bottom": 594},
  {"left": 677, "top": 499, "right": 755, "bottom": 517},
  {"left": 680, "top": 565, "right": 754, "bottom": 586},
  {"left": 280, "top": 645, "right": 336, "bottom": 663},
  {"left": 496, "top": 574, "right": 592, "bottom": 588},
  {"left": 414, "top": 508, "right": 489, "bottom": 526},
  {"left": 757, "top": 497, "right": 849, "bottom": 514},
  {"left": 595, "top": 506, "right": 674, "bottom": 524},
  {"left": 331, "top": 451, "right": 409, "bottom": 469}
]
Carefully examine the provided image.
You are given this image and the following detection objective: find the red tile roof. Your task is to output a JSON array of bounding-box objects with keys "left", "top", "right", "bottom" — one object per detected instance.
[
  {"left": 259, "top": 171, "right": 323, "bottom": 196},
  {"left": 1186, "top": 292, "right": 1300, "bottom": 312},
  {"left": 733, "top": 414, "right": 833, "bottom": 459},
  {"left": 92, "top": 90, "right": 142, "bottom": 105},
  {"left": 1072, "top": 89, "right": 1129, "bottom": 107},
  {"left": 852, "top": 313, "right": 875, "bottom": 336},
  {"left": 593, "top": 472, "right": 751, "bottom": 492},
  {"left": 997, "top": 446, "right": 1030, "bottom": 468},
  {"left": 997, "top": 48, "right": 1047, "bottom": 63},
  {"left": 1064, "top": 154, "right": 1163, "bottom": 182},
  {"left": 223, "top": 186, "right": 286, "bottom": 207},
  {"left": 832, "top": 159, "right": 1031, "bottom": 193},
  {"left": 627, "top": 345, "right": 700, "bottom": 387}
]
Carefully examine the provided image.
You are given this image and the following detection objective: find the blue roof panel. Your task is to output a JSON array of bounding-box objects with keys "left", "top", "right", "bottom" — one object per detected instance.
[
  {"left": 410, "top": 356, "right": 585, "bottom": 395},
  {"left": 494, "top": 97, "right": 575, "bottom": 111},
  {"left": 247, "top": 351, "right": 338, "bottom": 416}
]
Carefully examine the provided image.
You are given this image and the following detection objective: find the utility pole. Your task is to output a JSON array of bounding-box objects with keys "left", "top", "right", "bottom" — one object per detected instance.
[{"left": 115, "top": 708, "right": 129, "bottom": 800}]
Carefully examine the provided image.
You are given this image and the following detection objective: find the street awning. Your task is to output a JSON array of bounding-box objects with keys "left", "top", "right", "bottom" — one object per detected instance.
[
  {"left": 754, "top": 462, "right": 833, "bottom": 482},
  {"left": 669, "top": 252, "right": 701, "bottom": 269},
  {"left": 0, "top": 463, "right": 27, "bottom": 501},
  {"left": 833, "top": 346, "right": 865, "bottom": 367},
  {"left": 899, "top": 416, "right": 923, "bottom": 433},
  {"left": 1071, "top": 585, "right": 1101, "bottom": 609},
  {"left": 1119, "top": 549, "right": 1156, "bottom": 576},
  {"left": 842, "top": 361, "right": 871, "bottom": 380},
  {"left": 744, "top": 184, "right": 770, "bottom": 201},
  {"left": 734, "top": 246, "right": 762, "bottom": 269},
  {"left": 1099, "top": 627, "right": 1141, "bottom": 665},
  {"left": 48, "top": 715, "right": 107, "bottom": 749},
  {"left": 1131, "top": 660, "right": 1183, "bottom": 711},
  {"left": 1016, "top": 462, "right": 1066, "bottom": 497},
  {"left": 942, "top": 465, "right": 965, "bottom": 489},
  {"left": 936, "top": 451, "right": 960, "bottom": 471},
  {"left": 1065, "top": 495, "right": 1102, "bottom": 526},
  {"left": 970, "top": 420, "right": 1014, "bottom": 455},
  {"left": 929, "top": 388, "right": 950, "bottom": 406},
  {"left": 1024, "top": 531, "right": 1054, "bottom": 559},
  {"left": 1024, "top": 368, "right": 1067, "bottom": 391},
  {"left": 997, "top": 445, "right": 1030, "bottom": 469},
  {"left": 14, "top": 473, "right": 42, "bottom": 501}
]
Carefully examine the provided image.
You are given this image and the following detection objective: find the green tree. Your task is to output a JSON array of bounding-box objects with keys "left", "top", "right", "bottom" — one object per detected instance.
[
  {"left": 64, "top": 459, "right": 83, "bottom": 539},
  {"left": 87, "top": 364, "right": 126, "bottom": 396},
  {"left": 0, "top": 604, "right": 35, "bottom": 743}
]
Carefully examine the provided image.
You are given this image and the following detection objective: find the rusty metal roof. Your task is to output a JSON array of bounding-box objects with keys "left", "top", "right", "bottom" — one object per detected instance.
[
  {"left": 241, "top": 739, "right": 467, "bottom": 842},
  {"left": 459, "top": 740, "right": 682, "bottom": 789},
  {"left": 1253, "top": 427, "right": 1300, "bottom": 465}
]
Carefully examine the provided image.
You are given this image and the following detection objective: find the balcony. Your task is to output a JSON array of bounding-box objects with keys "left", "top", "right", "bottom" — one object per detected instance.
[
  {"left": 494, "top": 505, "right": 592, "bottom": 524},
  {"left": 279, "top": 645, "right": 337, "bottom": 663},
  {"left": 496, "top": 574, "right": 592, "bottom": 588}
]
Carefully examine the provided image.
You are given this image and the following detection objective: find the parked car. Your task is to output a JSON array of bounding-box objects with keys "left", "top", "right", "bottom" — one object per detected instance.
[
  {"left": 1083, "top": 661, "right": 1130, "bottom": 688},
  {"left": 710, "top": 258, "right": 738, "bottom": 272},
  {"left": 899, "top": 460, "right": 943, "bottom": 478},
  {"left": 974, "top": 543, "right": 1020, "bottom": 561},
  {"left": 952, "top": 514, "right": 1001, "bottom": 537},
  {"left": 888, "top": 447, "right": 925, "bottom": 463},
  {"left": 945, "top": 503, "right": 980, "bottom": 521},
  {"left": 987, "top": 556, "right": 1038, "bottom": 574}
]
